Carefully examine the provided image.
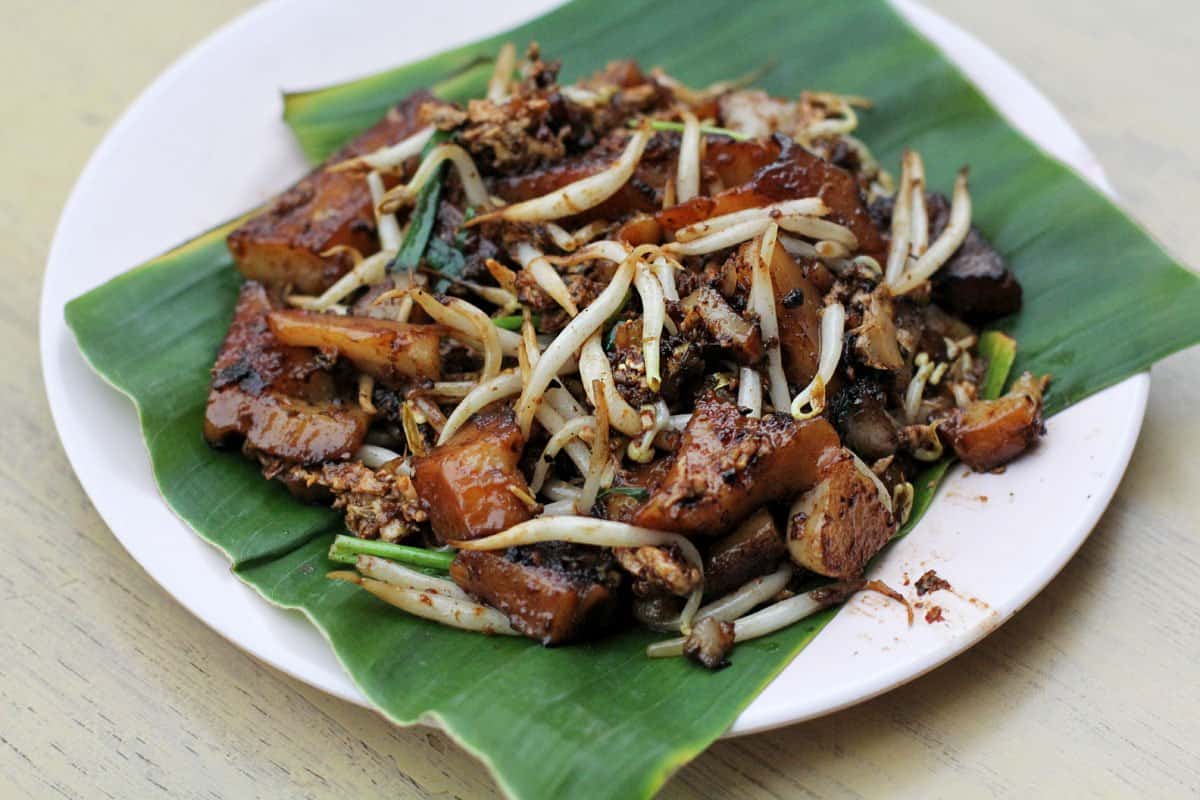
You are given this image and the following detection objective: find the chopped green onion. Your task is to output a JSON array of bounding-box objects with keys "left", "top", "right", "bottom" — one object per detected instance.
[
  {"left": 492, "top": 313, "right": 540, "bottom": 331},
  {"left": 426, "top": 238, "right": 466, "bottom": 293},
  {"left": 977, "top": 330, "right": 1017, "bottom": 401},
  {"left": 328, "top": 534, "right": 455, "bottom": 571},
  {"left": 631, "top": 119, "right": 749, "bottom": 141},
  {"left": 492, "top": 315, "right": 521, "bottom": 330},
  {"left": 454, "top": 207, "right": 476, "bottom": 249},
  {"left": 391, "top": 130, "right": 450, "bottom": 274}
]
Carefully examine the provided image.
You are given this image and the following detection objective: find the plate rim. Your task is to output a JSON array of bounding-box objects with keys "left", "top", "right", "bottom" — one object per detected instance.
[{"left": 39, "top": 0, "right": 1150, "bottom": 738}]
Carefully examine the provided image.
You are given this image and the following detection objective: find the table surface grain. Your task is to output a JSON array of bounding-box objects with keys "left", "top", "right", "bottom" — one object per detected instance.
[{"left": 4, "top": 1, "right": 1198, "bottom": 797}]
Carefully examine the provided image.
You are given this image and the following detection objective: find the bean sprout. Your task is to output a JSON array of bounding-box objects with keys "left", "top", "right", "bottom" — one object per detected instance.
[
  {"left": 675, "top": 111, "right": 702, "bottom": 202},
  {"left": 646, "top": 580, "right": 861, "bottom": 658},
  {"left": 737, "top": 367, "right": 763, "bottom": 418},
  {"left": 543, "top": 220, "right": 607, "bottom": 252},
  {"left": 664, "top": 217, "right": 770, "bottom": 256},
  {"left": 775, "top": 215, "right": 858, "bottom": 249},
  {"left": 893, "top": 482, "right": 915, "bottom": 526},
  {"left": 515, "top": 241, "right": 578, "bottom": 315},
  {"left": 530, "top": 415, "right": 594, "bottom": 494},
  {"left": 884, "top": 149, "right": 917, "bottom": 286},
  {"left": 633, "top": 260, "right": 667, "bottom": 392},
  {"left": 332, "top": 125, "right": 435, "bottom": 173},
  {"left": 627, "top": 400, "right": 670, "bottom": 463},
  {"left": 672, "top": 198, "right": 825, "bottom": 242},
  {"left": 469, "top": 126, "right": 651, "bottom": 225},
  {"left": 355, "top": 445, "right": 404, "bottom": 469},
  {"left": 437, "top": 370, "right": 524, "bottom": 445},
  {"left": 355, "top": 556, "right": 472, "bottom": 602},
  {"left": 580, "top": 333, "right": 644, "bottom": 436},
  {"left": 541, "top": 480, "right": 582, "bottom": 503},
  {"left": 750, "top": 224, "right": 792, "bottom": 411},
  {"left": 651, "top": 255, "right": 680, "bottom": 302},
  {"left": 451, "top": 517, "right": 704, "bottom": 633},
  {"left": 890, "top": 168, "right": 971, "bottom": 295},
  {"left": 534, "top": 403, "right": 592, "bottom": 475},
  {"left": 411, "top": 290, "right": 502, "bottom": 380},
  {"left": 379, "top": 143, "right": 490, "bottom": 213},
  {"left": 514, "top": 246, "right": 636, "bottom": 437},
  {"left": 904, "top": 352, "right": 935, "bottom": 423},
  {"left": 790, "top": 303, "right": 846, "bottom": 419},
  {"left": 329, "top": 572, "right": 518, "bottom": 635},
  {"left": 649, "top": 562, "right": 794, "bottom": 633},
  {"left": 577, "top": 382, "right": 611, "bottom": 513},
  {"left": 851, "top": 451, "right": 894, "bottom": 515},
  {"left": 486, "top": 42, "right": 517, "bottom": 103},
  {"left": 366, "top": 171, "right": 403, "bottom": 252},
  {"left": 293, "top": 249, "right": 391, "bottom": 311},
  {"left": 906, "top": 151, "right": 928, "bottom": 257}
]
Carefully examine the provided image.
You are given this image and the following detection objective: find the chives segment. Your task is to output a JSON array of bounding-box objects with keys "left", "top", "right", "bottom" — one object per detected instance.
[
  {"left": 328, "top": 534, "right": 455, "bottom": 571},
  {"left": 492, "top": 313, "right": 540, "bottom": 331},
  {"left": 426, "top": 238, "right": 466, "bottom": 292},
  {"left": 597, "top": 486, "right": 650, "bottom": 502},
  {"left": 631, "top": 119, "right": 749, "bottom": 141},
  {"left": 978, "top": 330, "right": 1018, "bottom": 400},
  {"left": 392, "top": 131, "right": 450, "bottom": 274}
]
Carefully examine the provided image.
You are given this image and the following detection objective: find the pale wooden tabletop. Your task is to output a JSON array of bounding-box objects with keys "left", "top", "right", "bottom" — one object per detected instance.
[{"left": 5, "top": 1, "right": 1198, "bottom": 797}]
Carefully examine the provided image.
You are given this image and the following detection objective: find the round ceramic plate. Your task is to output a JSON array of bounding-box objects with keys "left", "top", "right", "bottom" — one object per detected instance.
[{"left": 41, "top": 0, "right": 1146, "bottom": 736}]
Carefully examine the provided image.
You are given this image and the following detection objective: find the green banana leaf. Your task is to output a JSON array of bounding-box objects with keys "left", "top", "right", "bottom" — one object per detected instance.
[{"left": 64, "top": 1, "right": 1200, "bottom": 798}]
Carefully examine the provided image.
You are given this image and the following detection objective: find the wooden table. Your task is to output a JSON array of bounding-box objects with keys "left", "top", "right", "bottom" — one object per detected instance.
[{"left": 5, "top": 1, "right": 1198, "bottom": 796}]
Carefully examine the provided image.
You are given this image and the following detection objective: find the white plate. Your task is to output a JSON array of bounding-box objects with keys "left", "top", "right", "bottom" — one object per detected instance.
[{"left": 40, "top": 0, "right": 1146, "bottom": 737}]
